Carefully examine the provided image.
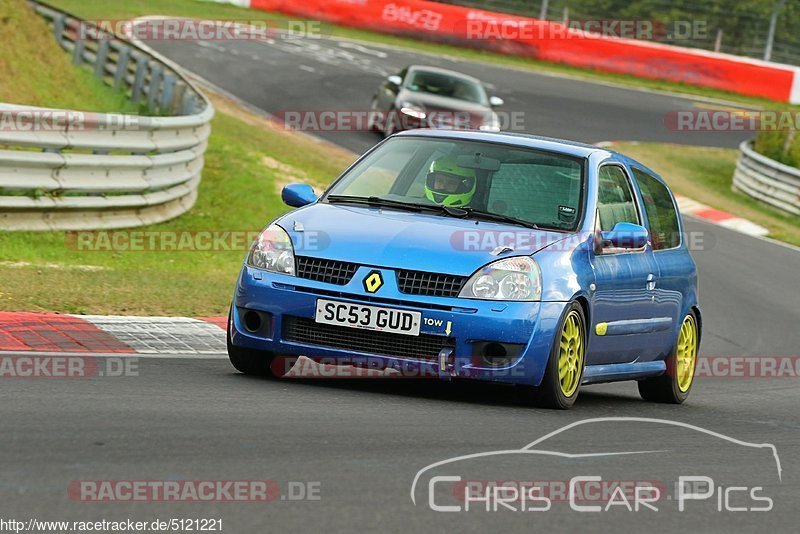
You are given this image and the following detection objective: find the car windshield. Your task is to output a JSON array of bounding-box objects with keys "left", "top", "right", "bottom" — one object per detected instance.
[
  {"left": 325, "top": 137, "right": 585, "bottom": 231},
  {"left": 405, "top": 70, "right": 488, "bottom": 105}
]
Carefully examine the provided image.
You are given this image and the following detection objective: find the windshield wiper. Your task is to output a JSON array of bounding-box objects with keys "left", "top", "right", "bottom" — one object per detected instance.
[
  {"left": 325, "top": 195, "right": 441, "bottom": 213},
  {"left": 326, "top": 195, "right": 539, "bottom": 229},
  {"left": 458, "top": 208, "right": 540, "bottom": 229}
]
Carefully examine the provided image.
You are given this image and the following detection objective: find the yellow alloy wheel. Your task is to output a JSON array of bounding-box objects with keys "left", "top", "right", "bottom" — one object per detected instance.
[
  {"left": 676, "top": 315, "right": 698, "bottom": 392},
  {"left": 558, "top": 310, "right": 584, "bottom": 397}
]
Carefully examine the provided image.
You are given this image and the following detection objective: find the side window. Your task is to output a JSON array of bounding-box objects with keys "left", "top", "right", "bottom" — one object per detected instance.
[
  {"left": 596, "top": 165, "right": 639, "bottom": 231},
  {"left": 632, "top": 168, "right": 681, "bottom": 250}
]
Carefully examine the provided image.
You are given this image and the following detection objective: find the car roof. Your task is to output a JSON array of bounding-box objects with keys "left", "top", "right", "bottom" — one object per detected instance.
[
  {"left": 405, "top": 65, "right": 482, "bottom": 84},
  {"left": 393, "top": 129, "right": 608, "bottom": 159}
]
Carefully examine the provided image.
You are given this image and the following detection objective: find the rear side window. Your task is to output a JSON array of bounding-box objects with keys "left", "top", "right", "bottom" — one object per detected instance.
[
  {"left": 596, "top": 165, "right": 639, "bottom": 231},
  {"left": 632, "top": 168, "right": 681, "bottom": 250}
]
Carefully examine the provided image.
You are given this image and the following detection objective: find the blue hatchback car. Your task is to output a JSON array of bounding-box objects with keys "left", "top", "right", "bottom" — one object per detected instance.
[{"left": 228, "top": 130, "right": 701, "bottom": 409}]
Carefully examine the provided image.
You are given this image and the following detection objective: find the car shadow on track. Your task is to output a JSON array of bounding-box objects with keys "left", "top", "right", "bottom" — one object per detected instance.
[{"left": 228, "top": 371, "right": 659, "bottom": 410}]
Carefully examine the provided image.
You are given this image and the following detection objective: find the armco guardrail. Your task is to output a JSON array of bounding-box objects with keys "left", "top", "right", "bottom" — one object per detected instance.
[
  {"left": 733, "top": 141, "right": 800, "bottom": 216},
  {"left": 0, "top": 2, "right": 213, "bottom": 230}
]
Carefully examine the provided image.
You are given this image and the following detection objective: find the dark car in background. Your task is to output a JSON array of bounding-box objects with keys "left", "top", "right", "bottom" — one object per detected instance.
[{"left": 369, "top": 65, "right": 504, "bottom": 136}]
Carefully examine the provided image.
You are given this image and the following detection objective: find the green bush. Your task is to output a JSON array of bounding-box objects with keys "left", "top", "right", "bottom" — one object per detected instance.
[{"left": 753, "top": 130, "right": 800, "bottom": 168}]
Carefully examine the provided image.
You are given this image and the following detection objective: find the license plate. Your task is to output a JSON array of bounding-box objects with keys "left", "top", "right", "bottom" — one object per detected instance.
[{"left": 315, "top": 299, "right": 421, "bottom": 336}]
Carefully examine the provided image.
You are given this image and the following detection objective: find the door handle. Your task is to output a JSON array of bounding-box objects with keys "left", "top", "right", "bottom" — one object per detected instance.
[{"left": 646, "top": 273, "right": 656, "bottom": 291}]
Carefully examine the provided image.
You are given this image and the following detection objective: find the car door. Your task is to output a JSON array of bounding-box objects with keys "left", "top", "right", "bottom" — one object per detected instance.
[
  {"left": 630, "top": 165, "right": 691, "bottom": 357},
  {"left": 587, "top": 164, "right": 665, "bottom": 365}
]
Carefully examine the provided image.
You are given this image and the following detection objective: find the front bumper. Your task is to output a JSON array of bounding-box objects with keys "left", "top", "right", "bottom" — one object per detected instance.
[{"left": 230, "top": 265, "right": 568, "bottom": 386}]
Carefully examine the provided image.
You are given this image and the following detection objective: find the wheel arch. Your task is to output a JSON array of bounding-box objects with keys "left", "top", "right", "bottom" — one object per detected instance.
[
  {"left": 691, "top": 304, "right": 703, "bottom": 347},
  {"left": 574, "top": 294, "right": 591, "bottom": 327}
]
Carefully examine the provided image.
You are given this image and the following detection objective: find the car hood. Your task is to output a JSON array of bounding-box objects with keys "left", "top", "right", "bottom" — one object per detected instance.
[
  {"left": 277, "top": 203, "right": 566, "bottom": 276},
  {"left": 397, "top": 89, "right": 491, "bottom": 113}
]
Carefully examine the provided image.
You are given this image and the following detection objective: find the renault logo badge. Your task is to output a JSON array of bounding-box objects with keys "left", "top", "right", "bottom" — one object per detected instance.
[{"left": 363, "top": 270, "right": 383, "bottom": 293}]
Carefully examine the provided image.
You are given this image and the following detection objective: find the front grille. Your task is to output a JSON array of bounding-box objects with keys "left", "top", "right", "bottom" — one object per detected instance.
[
  {"left": 296, "top": 256, "right": 358, "bottom": 285},
  {"left": 283, "top": 316, "right": 455, "bottom": 361},
  {"left": 397, "top": 269, "right": 467, "bottom": 298}
]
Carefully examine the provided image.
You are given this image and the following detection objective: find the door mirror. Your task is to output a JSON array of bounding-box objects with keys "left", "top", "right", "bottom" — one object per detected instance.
[
  {"left": 282, "top": 183, "right": 318, "bottom": 208},
  {"left": 387, "top": 75, "right": 403, "bottom": 86},
  {"left": 600, "top": 222, "right": 649, "bottom": 250},
  {"left": 489, "top": 95, "right": 504, "bottom": 107}
]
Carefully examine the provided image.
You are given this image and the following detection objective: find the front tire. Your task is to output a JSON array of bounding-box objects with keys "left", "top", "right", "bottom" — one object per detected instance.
[
  {"left": 368, "top": 99, "right": 381, "bottom": 133},
  {"left": 383, "top": 107, "right": 397, "bottom": 137},
  {"left": 531, "top": 302, "right": 587, "bottom": 409},
  {"left": 638, "top": 311, "right": 699, "bottom": 404},
  {"left": 226, "top": 309, "right": 296, "bottom": 377}
]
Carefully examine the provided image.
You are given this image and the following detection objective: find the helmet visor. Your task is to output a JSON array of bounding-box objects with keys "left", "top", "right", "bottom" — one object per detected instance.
[{"left": 426, "top": 172, "right": 475, "bottom": 195}]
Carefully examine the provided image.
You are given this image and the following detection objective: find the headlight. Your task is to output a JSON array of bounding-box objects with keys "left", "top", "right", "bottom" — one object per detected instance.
[
  {"left": 459, "top": 257, "right": 541, "bottom": 301},
  {"left": 246, "top": 224, "right": 295, "bottom": 275},
  {"left": 399, "top": 103, "right": 426, "bottom": 119}
]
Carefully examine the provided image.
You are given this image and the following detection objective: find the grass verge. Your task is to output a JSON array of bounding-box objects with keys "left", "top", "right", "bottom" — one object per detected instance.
[
  {"left": 612, "top": 142, "right": 800, "bottom": 247},
  {"left": 0, "top": 0, "right": 136, "bottom": 112},
  {"left": 46, "top": 0, "right": 786, "bottom": 109}
]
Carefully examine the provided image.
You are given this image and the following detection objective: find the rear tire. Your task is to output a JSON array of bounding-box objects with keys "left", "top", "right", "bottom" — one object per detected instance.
[
  {"left": 638, "top": 311, "right": 699, "bottom": 404},
  {"left": 226, "top": 309, "right": 296, "bottom": 377},
  {"left": 530, "top": 302, "right": 587, "bottom": 409}
]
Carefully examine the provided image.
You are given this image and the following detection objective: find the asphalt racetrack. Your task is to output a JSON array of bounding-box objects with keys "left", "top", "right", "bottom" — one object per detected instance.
[
  {"left": 3, "top": 33, "right": 799, "bottom": 533},
  {"left": 147, "top": 34, "right": 754, "bottom": 153}
]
